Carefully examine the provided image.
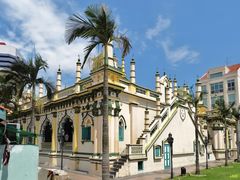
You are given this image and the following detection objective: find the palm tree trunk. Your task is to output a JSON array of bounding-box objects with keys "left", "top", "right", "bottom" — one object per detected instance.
[
  {"left": 30, "top": 84, "right": 36, "bottom": 144},
  {"left": 224, "top": 119, "right": 228, "bottom": 166},
  {"left": 195, "top": 113, "right": 200, "bottom": 174},
  {"left": 102, "top": 44, "right": 109, "bottom": 180}
]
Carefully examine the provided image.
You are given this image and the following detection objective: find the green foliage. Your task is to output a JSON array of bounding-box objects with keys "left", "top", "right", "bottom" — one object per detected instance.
[
  {"left": 65, "top": 4, "right": 131, "bottom": 68},
  {"left": 7, "top": 54, "right": 54, "bottom": 99},
  {"left": 214, "top": 99, "right": 235, "bottom": 120},
  {"left": 174, "top": 163, "right": 240, "bottom": 180}
]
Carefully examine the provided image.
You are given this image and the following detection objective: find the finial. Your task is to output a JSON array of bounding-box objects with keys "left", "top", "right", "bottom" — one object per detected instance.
[
  {"left": 58, "top": 65, "right": 61, "bottom": 72},
  {"left": 163, "top": 72, "right": 166, "bottom": 75},
  {"left": 77, "top": 54, "right": 80, "bottom": 62}
]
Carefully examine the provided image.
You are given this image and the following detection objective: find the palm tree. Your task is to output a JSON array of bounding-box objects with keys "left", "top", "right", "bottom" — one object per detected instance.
[
  {"left": 0, "top": 75, "right": 18, "bottom": 110},
  {"left": 214, "top": 99, "right": 235, "bottom": 166},
  {"left": 8, "top": 54, "right": 54, "bottom": 139},
  {"left": 232, "top": 106, "right": 240, "bottom": 161},
  {"left": 181, "top": 81, "right": 202, "bottom": 175},
  {"left": 65, "top": 4, "right": 131, "bottom": 179}
]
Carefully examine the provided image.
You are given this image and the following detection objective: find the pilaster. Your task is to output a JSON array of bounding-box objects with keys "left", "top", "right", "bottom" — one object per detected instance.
[{"left": 73, "top": 106, "right": 80, "bottom": 152}]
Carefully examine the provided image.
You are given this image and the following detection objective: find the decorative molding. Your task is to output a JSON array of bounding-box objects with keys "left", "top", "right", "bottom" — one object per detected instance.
[
  {"left": 74, "top": 106, "right": 81, "bottom": 114},
  {"left": 52, "top": 111, "right": 57, "bottom": 118}
]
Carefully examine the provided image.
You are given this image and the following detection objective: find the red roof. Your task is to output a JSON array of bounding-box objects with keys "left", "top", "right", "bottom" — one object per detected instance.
[
  {"left": 0, "top": 42, "right": 6, "bottom": 45},
  {"left": 200, "top": 64, "right": 240, "bottom": 81},
  {"left": 200, "top": 73, "right": 208, "bottom": 80},
  {"left": 227, "top": 64, "right": 240, "bottom": 73}
]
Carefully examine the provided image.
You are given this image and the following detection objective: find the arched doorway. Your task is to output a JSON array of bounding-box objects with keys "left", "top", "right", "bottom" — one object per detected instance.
[
  {"left": 40, "top": 119, "right": 52, "bottom": 151},
  {"left": 58, "top": 117, "right": 73, "bottom": 152}
]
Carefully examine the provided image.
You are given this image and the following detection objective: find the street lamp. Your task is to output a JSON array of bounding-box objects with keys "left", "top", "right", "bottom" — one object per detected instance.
[
  {"left": 204, "top": 137, "right": 209, "bottom": 169},
  {"left": 58, "top": 127, "right": 65, "bottom": 170},
  {"left": 167, "top": 133, "right": 174, "bottom": 179}
]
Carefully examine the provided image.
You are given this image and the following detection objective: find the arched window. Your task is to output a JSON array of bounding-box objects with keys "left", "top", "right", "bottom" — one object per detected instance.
[
  {"left": 119, "top": 120, "right": 124, "bottom": 141},
  {"left": 42, "top": 121, "right": 52, "bottom": 142},
  {"left": 82, "top": 118, "right": 92, "bottom": 141},
  {"left": 59, "top": 117, "right": 73, "bottom": 142}
]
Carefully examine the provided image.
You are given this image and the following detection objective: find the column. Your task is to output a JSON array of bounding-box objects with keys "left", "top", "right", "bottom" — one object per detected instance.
[
  {"left": 35, "top": 115, "right": 40, "bottom": 145},
  {"left": 73, "top": 106, "right": 80, "bottom": 153},
  {"left": 51, "top": 112, "right": 57, "bottom": 152}
]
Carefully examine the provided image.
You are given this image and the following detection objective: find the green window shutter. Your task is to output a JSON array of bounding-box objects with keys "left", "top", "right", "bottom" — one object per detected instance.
[
  {"left": 119, "top": 126, "right": 124, "bottom": 141},
  {"left": 82, "top": 127, "right": 86, "bottom": 140},
  {"left": 155, "top": 146, "right": 161, "bottom": 157},
  {"left": 82, "top": 127, "right": 91, "bottom": 141},
  {"left": 87, "top": 127, "right": 91, "bottom": 140},
  {"left": 138, "top": 161, "right": 143, "bottom": 171}
]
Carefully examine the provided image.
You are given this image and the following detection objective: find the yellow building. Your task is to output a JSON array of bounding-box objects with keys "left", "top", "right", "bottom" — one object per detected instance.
[{"left": 18, "top": 45, "right": 220, "bottom": 178}]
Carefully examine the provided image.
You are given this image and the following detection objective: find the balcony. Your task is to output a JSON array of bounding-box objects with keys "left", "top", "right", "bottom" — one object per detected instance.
[{"left": 126, "top": 144, "right": 146, "bottom": 160}]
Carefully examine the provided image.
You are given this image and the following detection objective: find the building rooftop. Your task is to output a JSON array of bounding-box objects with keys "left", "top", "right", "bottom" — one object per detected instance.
[{"left": 200, "top": 64, "right": 240, "bottom": 81}]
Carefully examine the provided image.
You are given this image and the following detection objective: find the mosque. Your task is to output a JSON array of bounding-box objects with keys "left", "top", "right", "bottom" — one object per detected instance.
[{"left": 16, "top": 44, "right": 237, "bottom": 177}]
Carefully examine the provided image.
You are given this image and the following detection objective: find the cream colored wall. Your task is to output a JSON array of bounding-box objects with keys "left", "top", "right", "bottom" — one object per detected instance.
[{"left": 119, "top": 106, "right": 214, "bottom": 177}]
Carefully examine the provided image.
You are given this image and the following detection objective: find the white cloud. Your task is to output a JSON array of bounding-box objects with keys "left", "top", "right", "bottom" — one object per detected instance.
[
  {"left": 161, "top": 39, "right": 199, "bottom": 64},
  {"left": 0, "top": 0, "right": 92, "bottom": 83},
  {"left": 146, "top": 15, "right": 171, "bottom": 40}
]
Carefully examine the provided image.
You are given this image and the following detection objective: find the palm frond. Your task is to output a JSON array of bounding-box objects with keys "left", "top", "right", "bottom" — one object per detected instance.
[
  {"left": 113, "top": 35, "right": 132, "bottom": 58},
  {"left": 82, "top": 41, "right": 99, "bottom": 68},
  {"left": 36, "top": 78, "right": 55, "bottom": 99}
]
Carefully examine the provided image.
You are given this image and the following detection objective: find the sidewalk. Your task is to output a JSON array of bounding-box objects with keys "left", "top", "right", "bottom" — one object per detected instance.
[
  {"left": 40, "top": 159, "right": 232, "bottom": 180},
  {"left": 116, "top": 160, "right": 231, "bottom": 180}
]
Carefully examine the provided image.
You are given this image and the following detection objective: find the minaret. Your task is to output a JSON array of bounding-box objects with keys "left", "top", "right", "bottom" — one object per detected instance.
[
  {"left": 186, "top": 85, "right": 190, "bottom": 94},
  {"left": 121, "top": 57, "right": 126, "bottom": 77},
  {"left": 165, "top": 86, "right": 170, "bottom": 105},
  {"left": 169, "top": 78, "right": 173, "bottom": 98},
  {"left": 76, "top": 56, "right": 81, "bottom": 83},
  {"left": 156, "top": 97, "right": 161, "bottom": 117},
  {"left": 183, "top": 83, "right": 187, "bottom": 94},
  {"left": 26, "top": 88, "right": 31, "bottom": 102},
  {"left": 103, "top": 41, "right": 114, "bottom": 66},
  {"left": 144, "top": 108, "right": 150, "bottom": 131},
  {"left": 173, "top": 77, "right": 178, "bottom": 96},
  {"left": 155, "top": 71, "right": 161, "bottom": 93},
  {"left": 195, "top": 79, "right": 202, "bottom": 104},
  {"left": 56, "top": 66, "right": 62, "bottom": 91},
  {"left": 39, "top": 83, "right": 43, "bottom": 97},
  {"left": 130, "top": 58, "right": 136, "bottom": 83}
]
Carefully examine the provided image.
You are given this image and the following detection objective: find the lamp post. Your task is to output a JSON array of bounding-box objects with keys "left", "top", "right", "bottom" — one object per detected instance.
[
  {"left": 204, "top": 137, "right": 209, "bottom": 169},
  {"left": 167, "top": 133, "right": 174, "bottom": 179},
  {"left": 58, "top": 128, "right": 65, "bottom": 170}
]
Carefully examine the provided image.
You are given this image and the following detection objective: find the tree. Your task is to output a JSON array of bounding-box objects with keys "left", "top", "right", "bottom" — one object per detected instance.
[
  {"left": 214, "top": 99, "right": 235, "bottom": 166},
  {"left": 0, "top": 75, "right": 18, "bottom": 110},
  {"left": 232, "top": 106, "right": 240, "bottom": 161},
  {"left": 181, "top": 80, "right": 202, "bottom": 175},
  {"left": 65, "top": 4, "right": 131, "bottom": 179},
  {"left": 8, "top": 54, "right": 54, "bottom": 139}
]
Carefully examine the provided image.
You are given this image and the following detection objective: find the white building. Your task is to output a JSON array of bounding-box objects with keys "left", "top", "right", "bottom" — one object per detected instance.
[
  {"left": 0, "top": 42, "right": 19, "bottom": 72},
  {"left": 199, "top": 64, "right": 239, "bottom": 160},
  {"left": 200, "top": 64, "right": 240, "bottom": 109}
]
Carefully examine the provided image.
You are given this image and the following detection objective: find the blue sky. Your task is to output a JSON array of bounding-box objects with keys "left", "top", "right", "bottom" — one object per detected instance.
[{"left": 0, "top": 0, "right": 240, "bottom": 90}]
